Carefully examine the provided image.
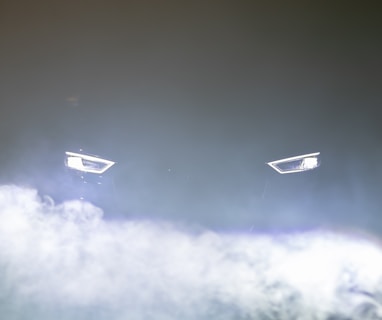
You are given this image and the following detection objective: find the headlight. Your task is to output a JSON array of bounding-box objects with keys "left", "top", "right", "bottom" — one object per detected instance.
[
  {"left": 267, "top": 152, "right": 320, "bottom": 174},
  {"left": 65, "top": 151, "right": 115, "bottom": 174}
]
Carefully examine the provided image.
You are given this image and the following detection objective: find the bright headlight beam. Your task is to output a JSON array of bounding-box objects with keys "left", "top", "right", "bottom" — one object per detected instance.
[
  {"left": 267, "top": 152, "right": 320, "bottom": 174},
  {"left": 65, "top": 151, "right": 115, "bottom": 174}
]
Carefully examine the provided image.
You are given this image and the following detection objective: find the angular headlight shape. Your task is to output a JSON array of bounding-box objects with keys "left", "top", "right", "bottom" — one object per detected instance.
[
  {"left": 267, "top": 152, "right": 320, "bottom": 174},
  {"left": 65, "top": 151, "right": 115, "bottom": 174}
]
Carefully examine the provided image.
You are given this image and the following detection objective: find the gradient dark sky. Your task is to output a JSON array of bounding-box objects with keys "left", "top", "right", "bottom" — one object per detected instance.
[{"left": 1, "top": 2, "right": 382, "bottom": 232}]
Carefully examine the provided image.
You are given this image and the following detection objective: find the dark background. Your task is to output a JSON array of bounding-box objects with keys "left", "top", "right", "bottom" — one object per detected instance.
[{"left": 1, "top": 2, "right": 381, "bottom": 233}]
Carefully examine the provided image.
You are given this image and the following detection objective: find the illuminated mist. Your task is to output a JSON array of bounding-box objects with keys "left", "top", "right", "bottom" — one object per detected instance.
[{"left": 0, "top": 185, "right": 382, "bottom": 319}]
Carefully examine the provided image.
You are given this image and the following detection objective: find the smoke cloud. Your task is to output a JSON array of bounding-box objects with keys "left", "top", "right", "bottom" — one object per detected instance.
[{"left": 0, "top": 185, "right": 382, "bottom": 319}]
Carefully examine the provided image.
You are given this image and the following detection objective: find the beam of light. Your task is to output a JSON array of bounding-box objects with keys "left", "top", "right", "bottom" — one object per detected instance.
[
  {"left": 65, "top": 151, "right": 115, "bottom": 174},
  {"left": 0, "top": 185, "right": 382, "bottom": 319},
  {"left": 267, "top": 152, "right": 321, "bottom": 174}
]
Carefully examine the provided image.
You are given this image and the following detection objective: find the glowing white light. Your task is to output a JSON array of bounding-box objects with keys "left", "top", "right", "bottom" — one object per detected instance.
[
  {"left": 65, "top": 151, "right": 115, "bottom": 174},
  {"left": 301, "top": 157, "right": 318, "bottom": 170},
  {"left": 267, "top": 152, "right": 320, "bottom": 174}
]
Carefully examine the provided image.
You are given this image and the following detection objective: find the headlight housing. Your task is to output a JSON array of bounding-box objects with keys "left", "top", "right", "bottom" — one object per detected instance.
[
  {"left": 267, "top": 152, "right": 320, "bottom": 174},
  {"left": 65, "top": 151, "right": 115, "bottom": 174}
]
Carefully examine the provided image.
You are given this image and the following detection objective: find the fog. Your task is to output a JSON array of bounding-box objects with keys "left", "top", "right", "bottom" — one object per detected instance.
[
  {"left": 1, "top": 2, "right": 382, "bottom": 318},
  {"left": 1, "top": 185, "right": 382, "bottom": 319}
]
